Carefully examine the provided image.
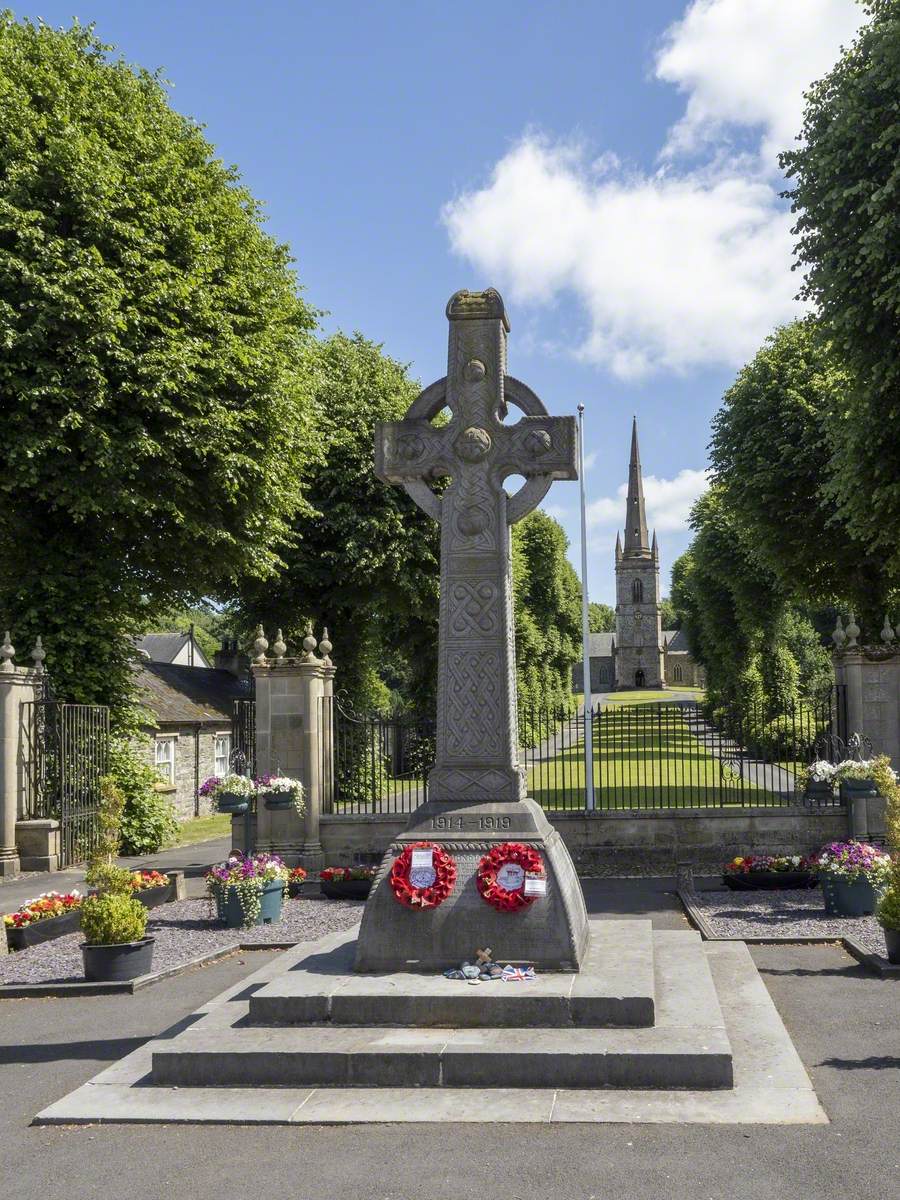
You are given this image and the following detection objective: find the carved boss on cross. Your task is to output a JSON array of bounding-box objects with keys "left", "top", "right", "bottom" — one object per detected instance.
[{"left": 375, "top": 290, "right": 576, "bottom": 531}]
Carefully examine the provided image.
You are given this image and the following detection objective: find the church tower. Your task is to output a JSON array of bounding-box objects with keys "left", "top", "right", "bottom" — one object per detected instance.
[{"left": 615, "top": 418, "right": 665, "bottom": 689}]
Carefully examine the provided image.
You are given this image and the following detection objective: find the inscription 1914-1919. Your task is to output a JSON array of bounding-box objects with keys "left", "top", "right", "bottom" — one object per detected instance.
[{"left": 430, "top": 814, "right": 512, "bottom": 832}]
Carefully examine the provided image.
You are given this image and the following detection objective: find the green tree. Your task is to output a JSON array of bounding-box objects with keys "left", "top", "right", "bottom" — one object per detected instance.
[
  {"left": 512, "top": 510, "right": 582, "bottom": 712},
  {"left": 708, "top": 320, "right": 889, "bottom": 620},
  {"left": 231, "top": 332, "right": 440, "bottom": 712},
  {"left": 0, "top": 16, "right": 317, "bottom": 724},
  {"left": 144, "top": 603, "right": 235, "bottom": 664},
  {"left": 659, "top": 597, "right": 679, "bottom": 631},
  {"left": 588, "top": 602, "right": 615, "bottom": 633},
  {"left": 781, "top": 3, "right": 900, "bottom": 580}
]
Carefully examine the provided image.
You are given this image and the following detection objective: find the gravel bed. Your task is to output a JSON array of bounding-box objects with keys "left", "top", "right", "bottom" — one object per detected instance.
[
  {"left": 694, "top": 887, "right": 888, "bottom": 957},
  {"left": 0, "top": 894, "right": 364, "bottom": 986}
]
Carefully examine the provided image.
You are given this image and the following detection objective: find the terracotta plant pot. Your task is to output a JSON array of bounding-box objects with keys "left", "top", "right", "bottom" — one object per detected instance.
[{"left": 82, "top": 937, "right": 155, "bottom": 982}]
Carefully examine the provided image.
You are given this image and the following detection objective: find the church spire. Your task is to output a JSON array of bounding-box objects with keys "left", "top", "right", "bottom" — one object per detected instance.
[{"left": 623, "top": 416, "right": 650, "bottom": 555}]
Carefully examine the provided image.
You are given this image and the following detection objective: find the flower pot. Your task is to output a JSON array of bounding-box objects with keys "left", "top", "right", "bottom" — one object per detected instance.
[
  {"left": 287, "top": 880, "right": 309, "bottom": 898},
  {"left": 6, "top": 908, "right": 82, "bottom": 951},
  {"left": 133, "top": 881, "right": 174, "bottom": 911},
  {"left": 218, "top": 879, "right": 284, "bottom": 927},
  {"left": 216, "top": 792, "right": 250, "bottom": 815},
  {"left": 822, "top": 874, "right": 880, "bottom": 917},
  {"left": 321, "top": 879, "right": 372, "bottom": 900},
  {"left": 724, "top": 870, "right": 817, "bottom": 891},
  {"left": 839, "top": 778, "right": 878, "bottom": 804},
  {"left": 803, "top": 781, "right": 835, "bottom": 808},
  {"left": 883, "top": 927, "right": 900, "bottom": 964},
  {"left": 81, "top": 937, "right": 155, "bottom": 982},
  {"left": 264, "top": 794, "right": 294, "bottom": 810}
]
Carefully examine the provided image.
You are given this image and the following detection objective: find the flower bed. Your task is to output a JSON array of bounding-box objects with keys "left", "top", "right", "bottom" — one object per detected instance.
[
  {"left": 320, "top": 865, "right": 376, "bottom": 900},
  {"left": 4, "top": 892, "right": 83, "bottom": 951},
  {"left": 723, "top": 855, "right": 816, "bottom": 891}
]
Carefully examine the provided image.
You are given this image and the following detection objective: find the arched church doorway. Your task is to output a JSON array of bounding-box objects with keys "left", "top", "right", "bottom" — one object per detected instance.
[{"left": 634, "top": 669, "right": 645, "bottom": 688}]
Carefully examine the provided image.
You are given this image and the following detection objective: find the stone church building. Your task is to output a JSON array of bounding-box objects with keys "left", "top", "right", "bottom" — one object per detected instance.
[{"left": 573, "top": 420, "right": 705, "bottom": 693}]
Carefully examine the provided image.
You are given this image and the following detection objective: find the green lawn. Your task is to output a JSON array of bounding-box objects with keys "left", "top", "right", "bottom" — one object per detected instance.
[
  {"left": 167, "top": 812, "right": 232, "bottom": 847},
  {"left": 528, "top": 702, "right": 776, "bottom": 810}
]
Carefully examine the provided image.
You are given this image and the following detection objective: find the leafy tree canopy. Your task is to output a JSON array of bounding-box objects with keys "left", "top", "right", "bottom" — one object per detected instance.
[
  {"left": 781, "top": 3, "right": 900, "bottom": 577},
  {"left": 0, "top": 15, "right": 317, "bottom": 723},
  {"left": 659, "top": 597, "right": 679, "bottom": 631},
  {"left": 588, "top": 602, "right": 615, "bottom": 633}
]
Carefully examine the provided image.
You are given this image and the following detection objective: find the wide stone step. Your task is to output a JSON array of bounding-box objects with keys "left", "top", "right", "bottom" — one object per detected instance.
[
  {"left": 151, "top": 1022, "right": 732, "bottom": 1090},
  {"left": 249, "top": 919, "right": 656, "bottom": 1028}
]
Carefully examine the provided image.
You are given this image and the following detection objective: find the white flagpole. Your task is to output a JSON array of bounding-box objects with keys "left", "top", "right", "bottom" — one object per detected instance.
[{"left": 577, "top": 404, "right": 595, "bottom": 812}]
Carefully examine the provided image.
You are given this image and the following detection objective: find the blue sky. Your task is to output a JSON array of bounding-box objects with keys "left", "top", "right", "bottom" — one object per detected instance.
[{"left": 16, "top": 0, "right": 864, "bottom": 603}]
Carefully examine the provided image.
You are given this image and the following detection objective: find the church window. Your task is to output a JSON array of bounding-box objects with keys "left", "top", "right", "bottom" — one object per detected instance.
[
  {"left": 631, "top": 578, "right": 643, "bottom": 603},
  {"left": 673, "top": 665, "right": 683, "bottom": 683}
]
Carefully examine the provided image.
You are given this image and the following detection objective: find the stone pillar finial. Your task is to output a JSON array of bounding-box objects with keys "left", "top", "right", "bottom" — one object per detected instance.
[
  {"left": 302, "top": 621, "right": 317, "bottom": 662},
  {"left": 846, "top": 612, "right": 860, "bottom": 649},
  {"left": 318, "top": 627, "right": 332, "bottom": 664},
  {"left": 30, "top": 635, "right": 45, "bottom": 674},
  {"left": 832, "top": 615, "right": 847, "bottom": 650},
  {"left": 0, "top": 632, "right": 14, "bottom": 674},
  {"left": 881, "top": 615, "right": 895, "bottom": 645},
  {"left": 252, "top": 625, "right": 269, "bottom": 665},
  {"left": 272, "top": 629, "right": 286, "bottom": 663}
]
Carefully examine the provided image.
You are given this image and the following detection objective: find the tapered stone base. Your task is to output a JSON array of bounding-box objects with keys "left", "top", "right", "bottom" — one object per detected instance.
[{"left": 353, "top": 799, "right": 590, "bottom": 972}]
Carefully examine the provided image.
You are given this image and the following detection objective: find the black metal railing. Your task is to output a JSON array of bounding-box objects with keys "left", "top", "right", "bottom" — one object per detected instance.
[
  {"left": 231, "top": 698, "right": 257, "bottom": 778},
  {"left": 22, "top": 700, "right": 109, "bottom": 866},
  {"left": 329, "top": 697, "right": 435, "bottom": 814}
]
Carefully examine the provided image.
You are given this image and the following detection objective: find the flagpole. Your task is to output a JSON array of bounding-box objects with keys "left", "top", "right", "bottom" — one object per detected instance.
[{"left": 577, "top": 404, "right": 595, "bottom": 812}]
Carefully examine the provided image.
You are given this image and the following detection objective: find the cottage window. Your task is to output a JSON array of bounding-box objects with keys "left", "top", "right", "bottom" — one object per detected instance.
[
  {"left": 215, "top": 733, "right": 232, "bottom": 778},
  {"left": 155, "top": 737, "right": 176, "bottom": 786}
]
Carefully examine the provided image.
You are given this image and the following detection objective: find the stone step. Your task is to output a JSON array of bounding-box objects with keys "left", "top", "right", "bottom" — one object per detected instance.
[
  {"left": 249, "top": 919, "right": 656, "bottom": 1028},
  {"left": 151, "top": 1021, "right": 732, "bottom": 1090}
]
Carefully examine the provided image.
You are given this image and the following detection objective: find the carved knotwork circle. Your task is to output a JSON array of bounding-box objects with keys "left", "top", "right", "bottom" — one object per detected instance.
[
  {"left": 456, "top": 506, "right": 489, "bottom": 536},
  {"left": 464, "top": 358, "right": 486, "bottom": 382},
  {"left": 524, "top": 429, "right": 552, "bottom": 458},
  {"left": 456, "top": 426, "right": 492, "bottom": 462}
]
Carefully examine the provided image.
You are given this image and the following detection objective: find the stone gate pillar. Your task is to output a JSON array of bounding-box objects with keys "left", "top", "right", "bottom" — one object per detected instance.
[
  {"left": 0, "top": 632, "right": 45, "bottom": 877},
  {"left": 250, "top": 623, "right": 332, "bottom": 872}
]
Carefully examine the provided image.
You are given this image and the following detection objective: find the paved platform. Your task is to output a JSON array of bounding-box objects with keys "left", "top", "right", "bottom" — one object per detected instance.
[
  {"left": 34, "top": 920, "right": 827, "bottom": 1124},
  {"left": 249, "top": 919, "right": 655, "bottom": 1027}
]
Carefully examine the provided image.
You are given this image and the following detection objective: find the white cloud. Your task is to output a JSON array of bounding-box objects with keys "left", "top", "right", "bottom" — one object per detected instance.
[
  {"left": 656, "top": 0, "right": 861, "bottom": 165},
  {"left": 441, "top": 0, "right": 863, "bottom": 379},
  {"left": 587, "top": 468, "right": 710, "bottom": 534}
]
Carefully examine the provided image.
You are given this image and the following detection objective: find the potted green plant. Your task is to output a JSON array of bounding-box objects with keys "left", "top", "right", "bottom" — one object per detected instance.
[
  {"left": 287, "top": 866, "right": 308, "bottom": 898},
  {"left": 80, "top": 885, "right": 154, "bottom": 981},
  {"left": 198, "top": 773, "right": 256, "bottom": 815},
  {"left": 876, "top": 864, "right": 900, "bottom": 964},
  {"left": 319, "top": 865, "right": 376, "bottom": 900},
  {"left": 813, "top": 840, "right": 893, "bottom": 916},
  {"left": 205, "top": 852, "right": 289, "bottom": 928},
  {"left": 256, "top": 774, "right": 305, "bottom": 814}
]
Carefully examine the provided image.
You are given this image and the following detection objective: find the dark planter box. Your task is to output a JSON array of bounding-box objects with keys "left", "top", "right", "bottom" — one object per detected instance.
[
  {"left": 287, "top": 880, "right": 310, "bottom": 898},
  {"left": 883, "top": 927, "right": 900, "bottom": 964},
  {"left": 803, "top": 782, "right": 835, "bottom": 808},
  {"left": 839, "top": 778, "right": 878, "bottom": 802},
  {"left": 263, "top": 795, "right": 294, "bottom": 810},
  {"left": 82, "top": 937, "right": 155, "bottom": 982},
  {"left": 134, "top": 881, "right": 175, "bottom": 910},
  {"left": 6, "top": 909, "right": 81, "bottom": 951},
  {"left": 821, "top": 873, "right": 880, "bottom": 916},
  {"left": 321, "top": 879, "right": 372, "bottom": 901},
  {"left": 214, "top": 879, "right": 284, "bottom": 927},
  {"left": 724, "top": 871, "right": 817, "bottom": 891},
  {"left": 216, "top": 793, "right": 250, "bottom": 815}
]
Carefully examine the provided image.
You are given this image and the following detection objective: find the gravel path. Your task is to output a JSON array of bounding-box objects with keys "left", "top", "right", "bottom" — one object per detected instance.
[
  {"left": 0, "top": 894, "right": 364, "bottom": 986},
  {"left": 694, "top": 887, "right": 889, "bottom": 957}
]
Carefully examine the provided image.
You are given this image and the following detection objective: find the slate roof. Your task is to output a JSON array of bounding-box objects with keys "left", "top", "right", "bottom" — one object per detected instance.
[
  {"left": 588, "top": 632, "right": 615, "bottom": 656},
  {"left": 136, "top": 663, "right": 248, "bottom": 726},
  {"left": 663, "top": 628, "right": 691, "bottom": 653},
  {"left": 136, "top": 632, "right": 210, "bottom": 667}
]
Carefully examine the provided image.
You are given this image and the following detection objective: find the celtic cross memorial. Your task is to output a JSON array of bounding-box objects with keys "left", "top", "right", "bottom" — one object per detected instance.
[{"left": 355, "top": 289, "right": 590, "bottom": 971}]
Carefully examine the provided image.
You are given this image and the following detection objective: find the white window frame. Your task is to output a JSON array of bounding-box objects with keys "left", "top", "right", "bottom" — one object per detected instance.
[
  {"left": 154, "top": 736, "right": 176, "bottom": 787},
  {"left": 214, "top": 732, "right": 232, "bottom": 778}
]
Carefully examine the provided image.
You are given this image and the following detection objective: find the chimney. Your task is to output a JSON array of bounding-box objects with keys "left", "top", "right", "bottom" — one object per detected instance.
[{"left": 214, "top": 638, "right": 247, "bottom": 677}]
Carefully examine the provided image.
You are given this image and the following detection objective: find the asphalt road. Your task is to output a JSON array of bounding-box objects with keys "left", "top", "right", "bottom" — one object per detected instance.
[{"left": 1, "top": 879, "right": 897, "bottom": 1200}]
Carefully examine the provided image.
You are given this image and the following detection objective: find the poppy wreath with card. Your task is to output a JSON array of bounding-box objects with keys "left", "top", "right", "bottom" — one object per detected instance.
[
  {"left": 389, "top": 841, "right": 457, "bottom": 909},
  {"left": 476, "top": 842, "right": 546, "bottom": 912}
]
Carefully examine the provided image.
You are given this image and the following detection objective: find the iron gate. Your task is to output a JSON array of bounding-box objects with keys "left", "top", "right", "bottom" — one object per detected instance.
[
  {"left": 22, "top": 701, "right": 110, "bottom": 867},
  {"left": 231, "top": 698, "right": 257, "bottom": 777}
]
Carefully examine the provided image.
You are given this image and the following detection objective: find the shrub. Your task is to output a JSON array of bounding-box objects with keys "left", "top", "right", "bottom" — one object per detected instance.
[
  {"left": 876, "top": 866, "right": 900, "bottom": 933},
  {"left": 108, "top": 736, "right": 178, "bottom": 854},
  {"left": 80, "top": 893, "right": 148, "bottom": 945},
  {"left": 84, "top": 863, "right": 134, "bottom": 896}
]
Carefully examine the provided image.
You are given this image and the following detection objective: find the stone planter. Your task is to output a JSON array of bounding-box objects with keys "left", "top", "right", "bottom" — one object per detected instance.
[
  {"left": 724, "top": 871, "right": 817, "bottom": 892},
  {"left": 82, "top": 937, "right": 155, "bottom": 982},
  {"left": 882, "top": 927, "right": 900, "bottom": 964},
  {"left": 216, "top": 879, "right": 284, "bottom": 927},
  {"left": 6, "top": 909, "right": 81, "bottom": 951},
  {"left": 821, "top": 873, "right": 880, "bottom": 917},
  {"left": 321, "top": 879, "right": 372, "bottom": 901},
  {"left": 216, "top": 793, "right": 251, "bottom": 815}
]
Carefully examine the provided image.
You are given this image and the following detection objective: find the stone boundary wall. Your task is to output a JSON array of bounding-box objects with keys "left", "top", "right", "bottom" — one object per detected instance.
[{"left": 318, "top": 806, "right": 861, "bottom": 871}]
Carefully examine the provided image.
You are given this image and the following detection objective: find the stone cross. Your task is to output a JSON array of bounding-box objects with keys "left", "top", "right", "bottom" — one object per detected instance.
[{"left": 375, "top": 289, "right": 577, "bottom": 803}]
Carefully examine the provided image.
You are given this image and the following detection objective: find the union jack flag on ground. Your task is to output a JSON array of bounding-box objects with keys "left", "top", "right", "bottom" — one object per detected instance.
[{"left": 500, "top": 964, "right": 536, "bottom": 982}]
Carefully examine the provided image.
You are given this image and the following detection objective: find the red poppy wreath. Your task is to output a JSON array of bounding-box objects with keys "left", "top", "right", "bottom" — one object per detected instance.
[
  {"left": 476, "top": 842, "right": 546, "bottom": 912},
  {"left": 390, "top": 841, "right": 457, "bottom": 909}
]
